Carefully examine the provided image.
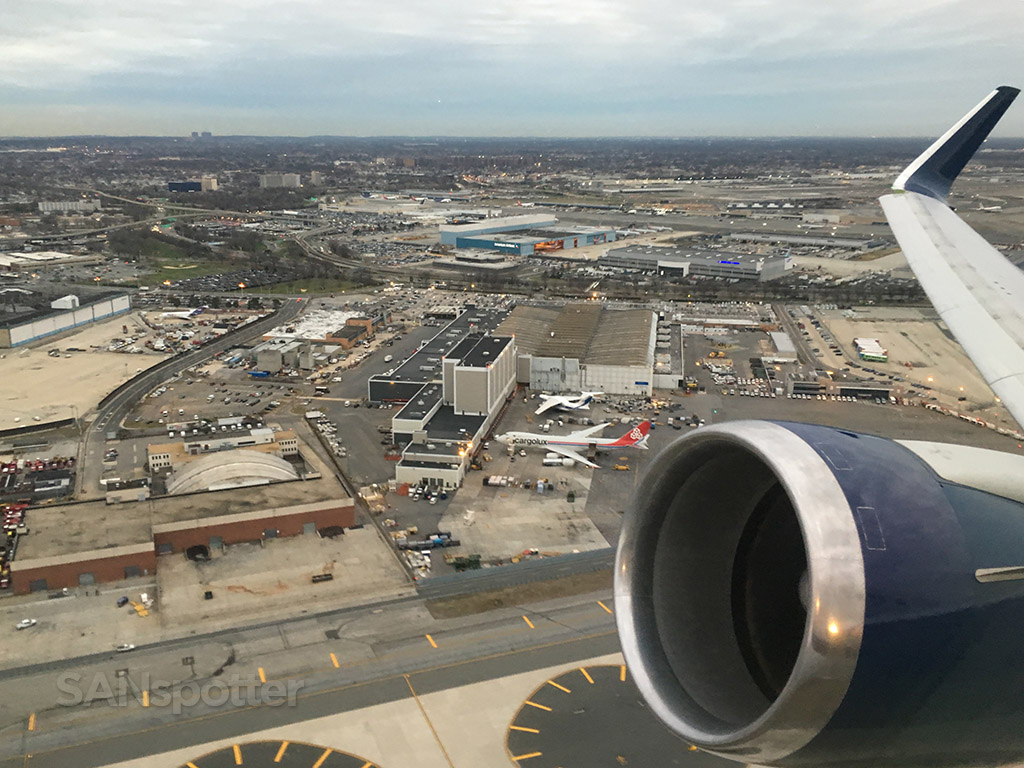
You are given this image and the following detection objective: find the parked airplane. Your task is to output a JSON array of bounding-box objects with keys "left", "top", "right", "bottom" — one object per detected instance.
[
  {"left": 495, "top": 420, "right": 650, "bottom": 467},
  {"left": 616, "top": 86, "right": 1024, "bottom": 768},
  {"left": 534, "top": 391, "right": 602, "bottom": 415}
]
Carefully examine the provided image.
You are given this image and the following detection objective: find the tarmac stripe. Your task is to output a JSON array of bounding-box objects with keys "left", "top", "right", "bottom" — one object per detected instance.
[
  {"left": 512, "top": 752, "right": 543, "bottom": 761},
  {"left": 509, "top": 725, "right": 539, "bottom": 734},
  {"left": 425, "top": 634, "right": 437, "bottom": 648},
  {"left": 580, "top": 667, "right": 594, "bottom": 684},
  {"left": 404, "top": 675, "right": 455, "bottom": 768},
  {"left": 233, "top": 743, "right": 242, "bottom": 764},
  {"left": 274, "top": 741, "right": 289, "bottom": 762},
  {"left": 620, "top": 664, "right": 627, "bottom": 682},
  {"left": 330, "top": 653, "right": 339, "bottom": 668},
  {"left": 546, "top": 680, "right": 571, "bottom": 693},
  {"left": 524, "top": 700, "right": 552, "bottom": 711},
  {"left": 522, "top": 616, "right": 535, "bottom": 629},
  {"left": 597, "top": 600, "right": 613, "bottom": 614},
  {"left": 311, "top": 748, "right": 333, "bottom": 768}
]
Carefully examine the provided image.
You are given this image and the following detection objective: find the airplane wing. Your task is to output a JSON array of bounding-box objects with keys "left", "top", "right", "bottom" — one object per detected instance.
[
  {"left": 571, "top": 422, "right": 610, "bottom": 439},
  {"left": 534, "top": 397, "right": 560, "bottom": 415},
  {"left": 548, "top": 444, "right": 599, "bottom": 468},
  {"left": 879, "top": 85, "right": 1024, "bottom": 427}
]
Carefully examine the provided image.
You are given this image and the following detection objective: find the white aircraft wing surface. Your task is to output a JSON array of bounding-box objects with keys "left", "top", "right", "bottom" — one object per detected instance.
[
  {"left": 879, "top": 85, "right": 1024, "bottom": 427},
  {"left": 548, "top": 444, "right": 598, "bottom": 468},
  {"left": 534, "top": 398, "right": 560, "bottom": 415}
]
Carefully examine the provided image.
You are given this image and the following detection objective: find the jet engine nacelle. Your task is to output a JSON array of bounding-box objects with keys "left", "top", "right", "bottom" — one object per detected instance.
[{"left": 615, "top": 420, "right": 1024, "bottom": 768}]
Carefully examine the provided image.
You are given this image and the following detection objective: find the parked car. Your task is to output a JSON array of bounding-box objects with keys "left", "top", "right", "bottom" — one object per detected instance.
[
  {"left": 114, "top": 643, "right": 136, "bottom": 652},
  {"left": 15, "top": 619, "right": 36, "bottom": 630}
]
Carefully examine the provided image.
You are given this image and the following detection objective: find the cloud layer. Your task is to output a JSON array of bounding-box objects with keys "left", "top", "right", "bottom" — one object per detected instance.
[{"left": 2, "top": 0, "right": 1023, "bottom": 135}]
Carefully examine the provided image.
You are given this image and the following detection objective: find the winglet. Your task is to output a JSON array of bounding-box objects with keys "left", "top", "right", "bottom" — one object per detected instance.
[{"left": 893, "top": 85, "right": 1019, "bottom": 201}]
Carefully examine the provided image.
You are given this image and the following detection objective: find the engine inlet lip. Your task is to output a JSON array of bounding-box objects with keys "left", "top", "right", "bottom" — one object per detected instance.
[{"left": 615, "top": 420, "right": 866, "bottom": 763}]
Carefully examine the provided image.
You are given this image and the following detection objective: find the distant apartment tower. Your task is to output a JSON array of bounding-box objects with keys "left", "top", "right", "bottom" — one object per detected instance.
[
  {"left": 201, "top": 176, "right": 218, "bottom": 191},
  {"left": 38, "top": 200, "right": 101, "bottom": 213},
  {"left": 168, "top": 180, "right": 202, "bottom": 193},
  {"left": 309, "top": 171, "right": 324, "bottom": 186},
  {"left": 260, "top": 173, "right": 301, "bottom": 188},
  {"left": 201, "top": 131, "right": 212, "bottom": 138}
]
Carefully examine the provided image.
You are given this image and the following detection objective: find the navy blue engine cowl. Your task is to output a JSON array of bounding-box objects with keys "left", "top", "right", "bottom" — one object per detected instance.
[
  {"left": 614, "top": 419, "right": 1024, "bottom": 768},
  {"left": 775, "top": 422, "right": 1024, "bottom": 768}
]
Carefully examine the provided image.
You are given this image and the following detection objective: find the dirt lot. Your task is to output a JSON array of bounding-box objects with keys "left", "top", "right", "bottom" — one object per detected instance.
[
  {"left": 819, "top": 306, "right": 1016, "bottom": 427},
  {"left": 0, "top": 311, "right": 166, "bottom": 426}
]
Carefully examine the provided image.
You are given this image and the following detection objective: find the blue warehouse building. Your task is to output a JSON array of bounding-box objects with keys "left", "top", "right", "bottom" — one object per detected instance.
[
  {"left": 439, "top": 214, "right": 557, "bottom": 246},
  {"left": 440, "top": 214, "right": 615, "bottom": 256},
  {"left": 455, "top": 227, "right": 616, "bottom": 256}
]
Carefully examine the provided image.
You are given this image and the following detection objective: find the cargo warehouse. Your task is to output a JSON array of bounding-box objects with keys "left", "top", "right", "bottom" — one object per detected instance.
[
  {"left": 600, "top": 244, "right": 791, "bottom": 281},
  {"left": 367, "top": 307, "right": 508, "bottom": 403},
  {"left": 495, "top": 302, "right": 657, "bottom": 396},
  {"left": 0, "top": 291, "right": 131, "bottom": 347},
  {"left": 10, "top": 468, "right": 353, "bottom": 595}
]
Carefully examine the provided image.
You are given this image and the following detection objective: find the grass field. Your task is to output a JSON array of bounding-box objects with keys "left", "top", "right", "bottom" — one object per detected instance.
[{"left": 135, "top": 237, "right": 239, "bottom": 284}]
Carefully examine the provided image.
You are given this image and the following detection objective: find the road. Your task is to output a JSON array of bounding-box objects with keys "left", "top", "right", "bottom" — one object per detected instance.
[{"left": 77, "top": 299, "right": 304, "bottom": 496}]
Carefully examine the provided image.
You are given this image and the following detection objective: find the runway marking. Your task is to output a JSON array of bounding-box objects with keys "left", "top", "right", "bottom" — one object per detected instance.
[
  {"left": 11, "top": 630, "right": 617, "bottom": 764},
  {"left": 187, "top": 763, "right": 199, "bottom": 768},
  {"left": 311, "top": 748, "right": 333, "bottom": 768},
  {"left": 142, "top": 690, "right": 149, "bottom": 707},
  {"left": 359, "top": 763, "right": 373, "bottom": 768},
  {"left": 522, "top": 615, "right": 535, "bottom": 629},
  {"left": 689, "top": 745, "right": 699, "bottom": 751},
  {"left": 404, "top": 674, "right": 455, "bottom": 768},
  {"left": 580, "top": 667, "right": 594, "bottom": 684},
  {"left": 512, "top": 752, "right": 543, "bottom": 761},
  {"left": 258, "top": 667, "right": 266, "bottom": 683},
  {"left": 510, "top": 725, "right": 540, "bottom": 733},
  {"left": 233, "top": 743, "right": 242, "bottom": 764},
  {"left": 425, "top": 634, "right": 437, "bottom": 648},
  {"left": 547, "top": 680, "right": 571, "bottom": 693},
  {"left": 597, "top": 600, "right": 613, "bottom": 614},
  {"left": 330, "top": 652, "right": 339, "bottom": 668},
  {"left": 27, "top": 713, "right": 35, "bottom": 731},
  {"left": 274, "top": 741, "right": 289, "bottom": 762},
  {"left": 524, "top": 700, "right": 552, "bottom": 711},
  {"left": 620, "top": 664, "right": 627, "bottom": 682}
]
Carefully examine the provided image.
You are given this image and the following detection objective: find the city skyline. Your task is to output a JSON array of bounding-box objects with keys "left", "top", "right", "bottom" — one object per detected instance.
[{"left": 3, "top": 0, "right": 1024, "bottom": 138}]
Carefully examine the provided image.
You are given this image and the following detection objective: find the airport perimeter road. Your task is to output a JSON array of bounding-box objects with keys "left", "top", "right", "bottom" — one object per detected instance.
[
  {"left": 0, "top": 585, "right": 620, "bottom": 768},
  {"left": 77, "top": 299, "right": 303, "bottom": 494}
]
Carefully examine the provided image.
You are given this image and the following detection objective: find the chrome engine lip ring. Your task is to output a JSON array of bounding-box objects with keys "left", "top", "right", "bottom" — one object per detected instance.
[{"left": 615, "top": 420, "right": 866, "bottom": 762}]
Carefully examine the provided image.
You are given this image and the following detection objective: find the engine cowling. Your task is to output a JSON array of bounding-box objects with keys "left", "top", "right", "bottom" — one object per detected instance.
[{"left": 615, "top": 420, "right": 1024, "bottom": 768}]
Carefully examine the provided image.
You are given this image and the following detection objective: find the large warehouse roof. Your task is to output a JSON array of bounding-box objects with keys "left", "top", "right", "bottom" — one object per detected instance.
[{"left": 496, "top": 304, "right": 655, "bottom": 367}]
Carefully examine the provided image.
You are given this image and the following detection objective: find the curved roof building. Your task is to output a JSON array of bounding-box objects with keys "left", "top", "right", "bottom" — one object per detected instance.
[{"left": 166, "top": 452, "right": 298, "bottom": 495}]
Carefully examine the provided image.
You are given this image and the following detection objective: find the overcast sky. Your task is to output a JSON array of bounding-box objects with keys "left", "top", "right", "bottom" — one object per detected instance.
[{"left": 2, "top": 0, "right": 1023, "bottom": 137}]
